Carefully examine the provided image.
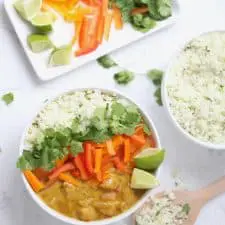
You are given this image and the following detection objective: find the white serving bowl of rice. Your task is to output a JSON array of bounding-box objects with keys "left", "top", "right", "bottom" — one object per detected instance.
[{"left": 162, "top": 31, "right": 225, "bottom": 150}]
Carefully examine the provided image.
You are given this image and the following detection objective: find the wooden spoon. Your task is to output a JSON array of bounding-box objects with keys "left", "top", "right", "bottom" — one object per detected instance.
[{"left": 135, "top": 176, "right": 225, "bottom": 225}]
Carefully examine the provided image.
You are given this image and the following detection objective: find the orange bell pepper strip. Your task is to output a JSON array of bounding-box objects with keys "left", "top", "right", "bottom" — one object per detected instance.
[
  {"left": 130, "top": 134, "right": 146, "bottom": 146},
  {"left": 124, "top": 138, "right": 131, "bottom": 163},
  {"left": 67, "top": 0, "right": 79, "bottom": 9},
  {"left": 78, "top": 14, "right": 99, "bottom": 49},
  {"left": 112, "top": 6, "right": 123, "bottom": 30},
  {"left": 24, "top": 170, "right": 45, "bottom": 193},
  {"left": 106, "top": 139, "right": 116, "bottom": 155},
  {"left": 71, "top": 169, "right": 80, "bottom": 178},
  {"left": 104, "top": 10, "right": 113, "bottom": 41},
  {"left": 75, "top": 43, "right": 98, "bottom": 56},
  {"left": 102, "top": 0, "right": 108, "bottom": 16},
  {"left": 49, "top": 162, "right": 75, "bottom": 180},
  {"left": 33, "top": 168, "right": 50, "bottom": 181},
  {"left": 59, "top": 173, "right": 81, "bottom": 186},
  {"left": 112, "top": 156, "right": 125, "bottom": 172},
  {"left": 131, "top": 6, "right": 149, "bottom": 15},
  {"left": 84, "top": 142, "right": 94, "bottom": 174},
  {"left": 94, "top": 148, "right": 103, "bottom": 173},
  {"left": 74, "top": 154, "right": 89, "bottom": 180}
]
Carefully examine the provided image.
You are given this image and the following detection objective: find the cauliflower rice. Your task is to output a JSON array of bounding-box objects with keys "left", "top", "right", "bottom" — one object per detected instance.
[{"left": 167, "top": 32, "right": 225, "bottom": 144}]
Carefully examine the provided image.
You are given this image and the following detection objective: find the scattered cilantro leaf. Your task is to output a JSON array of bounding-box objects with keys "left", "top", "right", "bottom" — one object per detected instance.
[
  {"left": 114, "top": 70, "right": 134, "bottom": 85},
  {"left": 2, "top": 92, "right": 14, "bottom": 105},
  {"left": 147, "top": 69, "right": 164, "bottom": 85},
  {"left": 154, "top": 87, "right": 162, "bottom": 106},
  {"left": 182, "top": 203, "right": 191, "bottom": 215},
  {"left": 97, "top": 55, "right": 117, "bottom": 68}
]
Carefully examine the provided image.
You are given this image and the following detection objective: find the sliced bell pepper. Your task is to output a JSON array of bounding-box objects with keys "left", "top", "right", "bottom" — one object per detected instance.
[
  {"left": 49, "top": 162, "right": 75, "bottom": 180},
  {"left": 59, "top": 173, "right": 81, "bottom": 186},
  {"left": 84, "top": 142, "right": 94, "bottom": 174},
  {"left": 78, "top": 14, "right": 99, "bottom": 49},
  {"left": 71, "top": 21, "right": 82, "bottom": 45},
  {"left": 104, "top": 10, "right": 113, "bottom": 41},
  {"left": 94, "top": 148, "right": 103, "bottom": 173},
  {"left": 75, "top": 43, "right": 98, "bottom": 56},
  {"left": 130, "top": 134, "right": 146, "bottom": 146},
  {"left": 55, "top": 154, "right": 69, "bottom": 168},
  {"left": 106, "top": 139, "right": 116, "bottom": 155},
  {"left": 124, "top": 138, "right": 131, "bottom": 163},
  {"left": 112, "top": 6, "right": 123, "bottom": 30},
  {"left": 74, "top": 154, "right": 89, "bottom": 180},
  {"left": 24, "top": 170, "right": 45, "bottom": 193}
]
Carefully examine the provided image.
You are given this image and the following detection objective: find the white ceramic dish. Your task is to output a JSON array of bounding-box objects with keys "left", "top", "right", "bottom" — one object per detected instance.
[
  {"left": 19, "top": 88, "right": 163, "bottom": 225},
  {"left": 4, "top": 0, "right": 180, "bottom": 81},
  {"left": 162, "top": 31, "right": 225, "bottom": 150}
]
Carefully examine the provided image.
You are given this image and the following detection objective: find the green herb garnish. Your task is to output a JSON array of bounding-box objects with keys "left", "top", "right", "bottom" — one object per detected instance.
[
  {"left": 182, "top": 203, "right": 191, "bottom": 215},
  {"left": 147, "top": 69, "right": 164, "bottom": 85},
  {"left": 17, "top": 103, "right": 149, "bottom": 171},
  {"left": 2, "top": 92, "right": 14, "bottom": 105},
  {"left": 131, "top": 13, "right": 156, "bottom": 33},
  {"left": 97, "top": 55, "right": 117, "bottom": 68},
  {"left": 114, "top": 70, "right": 134, "bottom": 85},
  {"left": 154, "top": 87, "right": 162, "bottom": 106}
]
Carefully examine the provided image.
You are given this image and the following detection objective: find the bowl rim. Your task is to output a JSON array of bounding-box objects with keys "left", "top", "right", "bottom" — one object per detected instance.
[
  {"left": 19, "top": 87, "right": 162, "bottom": 225},
  {"left": 161, "top": 30, "right": 225, "bottom": 150}
]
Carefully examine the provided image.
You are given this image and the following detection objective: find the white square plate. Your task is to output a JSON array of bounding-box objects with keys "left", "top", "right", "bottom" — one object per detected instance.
[{"left": 4, "top": 0, "right": 181, "bottom": 81}]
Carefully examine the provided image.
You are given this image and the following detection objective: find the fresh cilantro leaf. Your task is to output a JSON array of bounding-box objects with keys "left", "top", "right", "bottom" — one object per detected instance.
[
  {"left": 156, "top": 0, "right": 172, "bottom": 18},
  {"left": 114, "top": 70, "right": 134, "bottom": 85},
  {"left": 111, "top": 102, "right": 126, "bottom": 117},
  {"left": 131, "top": 14, "right": 156, "bottom": 33},
  {"left": 182, "top": 203, "right": 191, "bottom": 215},
  {"left": 70, "top": 141, "right": 83, "bottom": 156},
  {"left": 154, "top": 87, "right": 162, "bottom": 106},
  {"left": 147, "top": 69, "right": 164, "bottom": 85},
  {"left": 2, "top": 92, "right": 14, "bottom": 105},
  {"left": 97, "top": 55, "right": 117, "bottom": 68},
  {"left": 143, "top": 124, "right": 151, "bottom": 135}
]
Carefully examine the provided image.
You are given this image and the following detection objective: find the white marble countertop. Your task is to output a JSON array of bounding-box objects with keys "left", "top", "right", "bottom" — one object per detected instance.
[{"left": 1, "top": 0, "right": 225, "bottom": 224}]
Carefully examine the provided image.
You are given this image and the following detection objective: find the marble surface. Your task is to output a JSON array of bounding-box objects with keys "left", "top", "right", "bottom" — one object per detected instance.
[{"left": 1, "top": 0, "right": 225, "bottom": 225}]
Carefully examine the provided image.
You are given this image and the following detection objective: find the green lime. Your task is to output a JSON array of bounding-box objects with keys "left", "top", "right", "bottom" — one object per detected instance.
[
  {"left": 49, "top": 45, "right": 72, "bottom": 66},
  {"left": 14, "top": 0, "right": 42, "bottom": 21},
  {"left": 27, "top": 34, "right": 53, "bottom": 53},
  {"left": 131, "top": 168, "right": 159, "bottom": 189},
  {"left": 134, "top": 148, "right": 165, "bottom": 170},
  {"left": 31, "top": 12, "right": 54, "bottom": 33}
]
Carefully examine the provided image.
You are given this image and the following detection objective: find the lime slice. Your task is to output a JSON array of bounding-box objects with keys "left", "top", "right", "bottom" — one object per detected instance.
[
  {"left": 14, "top": 0, "right": 42, "bottom": 21},
  {"left": 134, "top": 148, "right": 165, "bottom": 170},
  {"left": 131, "top": 168, "right": 159, "bottom": 189},
  {"left": 31, "top": 12, "right": 55, "bottom": 33},
  {"left": 49, "top": 45, "right": 72, "bottom": 66},
  {"left": 27, "top": 34, "right": 53, "bottom": 53}
]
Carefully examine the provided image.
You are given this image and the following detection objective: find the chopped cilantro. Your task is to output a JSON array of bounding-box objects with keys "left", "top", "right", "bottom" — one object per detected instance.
[
  {"left": 114, "top": 70, "right": 134, "bottom": 85},
  {"left": 17, "top": 103, "right": 149, "bottom": 171},
  {"left": 182, "top": 203, "right": 191, "bottom": 215},
  {"left": 147, "top": 69, "right": 164, "bottom": 85},
  {"left": 154, "top": 87, "right": 162, "bottom": 106},
  {"left": 97, "top": 55, "right": 117, "bottom": 68},
  {"left": 2, "top": 92, "right": 14, "bottom": 105}
]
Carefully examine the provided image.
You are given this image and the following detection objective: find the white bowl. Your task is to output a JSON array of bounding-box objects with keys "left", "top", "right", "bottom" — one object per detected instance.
[
  {"left": 19, "top": 88, "right": 162, "bottom": 225},
  {"left": 161, "top": 31, "right": 225, "bottom": 150}
]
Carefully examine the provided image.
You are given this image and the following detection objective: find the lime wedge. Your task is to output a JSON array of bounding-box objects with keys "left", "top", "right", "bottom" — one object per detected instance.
[
  {"left": 14, "top": 0, "right": 42, "bottom": 21},
  {"left": 31, "top": 12, "right": 55, "bottom": 33},
  {"left": 27, "top": 34, "right": 53, "bottom": 53},
  {"left": 49, "top": 45, "right": 72, "bottom": 66},
  {"left": 131, "top": 168, "right": 159, "bottom": 189},
  {"left": 134, "top": 148, "right": 165, "bottom": 170}
]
